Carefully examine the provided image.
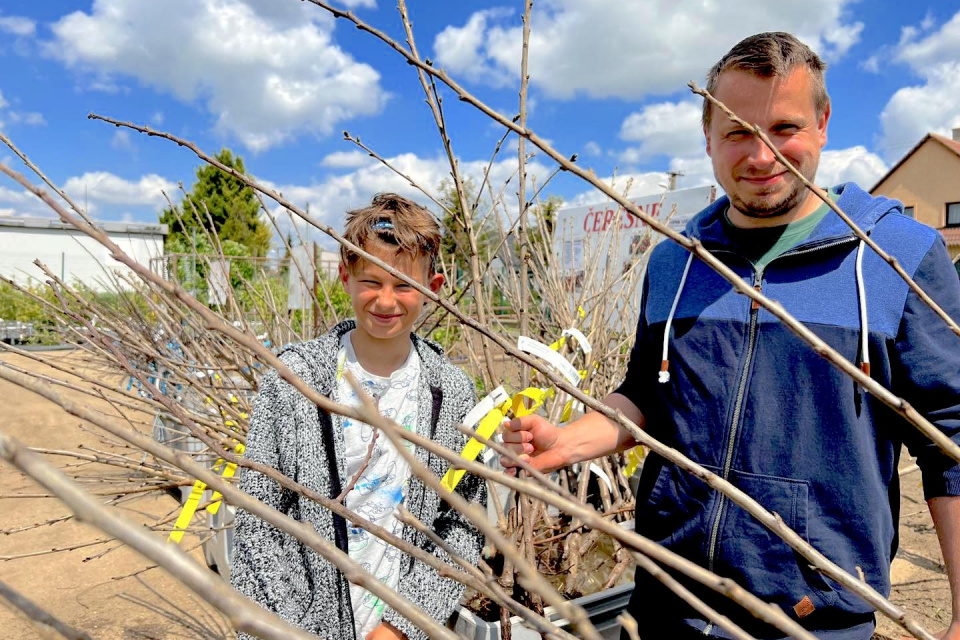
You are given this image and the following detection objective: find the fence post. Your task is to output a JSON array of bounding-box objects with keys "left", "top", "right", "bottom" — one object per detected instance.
[{"left": 312, "top": 242, "right": 320, "bottom": 338}]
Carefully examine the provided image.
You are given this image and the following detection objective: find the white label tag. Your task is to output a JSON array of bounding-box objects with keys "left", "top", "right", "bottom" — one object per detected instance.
[{"left": 517, "top": 336, "right": 581, "bottom": 386}]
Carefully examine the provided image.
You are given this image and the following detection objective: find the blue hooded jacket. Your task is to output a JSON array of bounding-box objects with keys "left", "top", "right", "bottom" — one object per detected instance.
[{"left": 616, "top": 182, "right": 960, "bottom": 639}]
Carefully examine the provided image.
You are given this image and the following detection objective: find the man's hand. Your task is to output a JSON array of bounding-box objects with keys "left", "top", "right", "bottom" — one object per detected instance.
[
  {"left": 500, "top": 414, "right": 564, "bottom": 475},
  {"left": 500, "top": 393, "right": 645, "bottom": 476},
  {"left": 366, "top": 622, "right": 405, "bottom": 640}
]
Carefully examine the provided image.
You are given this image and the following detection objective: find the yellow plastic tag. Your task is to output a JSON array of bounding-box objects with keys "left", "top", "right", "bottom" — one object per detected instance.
[
  {"left": 511, "top": 387, "right": 553, "bottom": 418},
  {"left": 440, "top": 405, "right": 506, "bottom": 492},
  {"left": 624, "top": 446, "right": 645, "bottom": 478},
  {"left": 207, "top": 442, "right": 244, "bottom": 514},
  {"left": 168, "top": 442, "right": 245, "bottom": 544}
]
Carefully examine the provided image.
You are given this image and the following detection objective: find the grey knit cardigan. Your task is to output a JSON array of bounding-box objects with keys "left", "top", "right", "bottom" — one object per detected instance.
[{"left": 231, "top": 320, "right": 485, "bottom": 640}]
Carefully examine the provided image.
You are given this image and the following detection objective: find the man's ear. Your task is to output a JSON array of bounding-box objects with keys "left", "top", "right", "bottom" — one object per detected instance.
[
  {"left": 704, "top": 125, "right": 712, "bottom": 157},
  {"left": 427, "top": 272, "right": 444, "bottom": 294}
]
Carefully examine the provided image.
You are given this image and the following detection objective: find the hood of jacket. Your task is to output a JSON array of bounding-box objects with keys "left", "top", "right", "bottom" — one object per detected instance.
[
  {"left": 684, "top": 182, "right": 902, "bottom": 249},
  {"left": 280, "top": 319, "right": 453, "bottom": 391}
]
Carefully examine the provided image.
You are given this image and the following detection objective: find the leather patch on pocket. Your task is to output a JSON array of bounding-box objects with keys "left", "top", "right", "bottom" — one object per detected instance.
[{"left": 793, "top": 595, "right": 815, "bottom": 619}]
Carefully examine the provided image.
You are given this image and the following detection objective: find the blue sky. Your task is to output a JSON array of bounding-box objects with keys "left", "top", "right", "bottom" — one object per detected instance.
[{"left": 1, "top": 0, "right": 959, "bottom": 248}]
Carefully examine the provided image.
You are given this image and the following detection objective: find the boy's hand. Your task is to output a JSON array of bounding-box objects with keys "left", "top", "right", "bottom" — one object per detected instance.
[
  {"left": 367, "top": 622, "right": 405, "bottom": 640},
  {"left": 500, "top": 414, "right": 564, "bottom": 475}
]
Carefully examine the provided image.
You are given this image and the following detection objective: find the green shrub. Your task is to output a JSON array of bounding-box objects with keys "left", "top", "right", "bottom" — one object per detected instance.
[{"left": 0, "top": 281, "right": 61, "bottom": 344}]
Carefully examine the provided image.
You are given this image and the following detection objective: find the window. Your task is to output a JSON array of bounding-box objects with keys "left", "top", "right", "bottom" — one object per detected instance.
[
  {"left": 903, "top": 206, "right": 915, "bottom": 219},
  {"left": 948, "top": 202, "right": 960, "bottom": 227}
]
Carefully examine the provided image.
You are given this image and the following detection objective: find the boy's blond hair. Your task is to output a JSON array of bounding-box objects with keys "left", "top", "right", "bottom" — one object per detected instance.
[{"left": 340, "top": 193, "right": 441, "bottom": 274}]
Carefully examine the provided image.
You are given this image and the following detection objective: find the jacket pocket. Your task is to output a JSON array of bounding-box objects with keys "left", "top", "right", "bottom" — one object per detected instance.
[
  {"left": 716, "top": 469, "right": 839, "bottom": 621},
  {"left": 636, "top": 458, "right": 721, "bottom": 564}
]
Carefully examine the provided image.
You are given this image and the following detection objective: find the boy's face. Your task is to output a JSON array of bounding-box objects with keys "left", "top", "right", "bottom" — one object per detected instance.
[{"left": 339, "top": 247, "right": 443, "bottom": 345}]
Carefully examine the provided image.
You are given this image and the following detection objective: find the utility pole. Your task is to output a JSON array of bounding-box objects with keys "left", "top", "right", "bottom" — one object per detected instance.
[{"left": 666, "top": 171, "right": 684, "bottom": 191}]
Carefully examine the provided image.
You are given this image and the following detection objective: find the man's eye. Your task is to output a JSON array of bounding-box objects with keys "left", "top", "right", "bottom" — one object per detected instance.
[{"left": 727, "top": 130, "right": 749, "bottom": 139}]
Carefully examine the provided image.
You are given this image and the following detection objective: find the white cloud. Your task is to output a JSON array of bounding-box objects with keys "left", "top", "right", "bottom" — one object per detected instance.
[
  {"left": 0, "top": 15, "right": 36, "bottom": 37},
  {"left": 0, "top": 91, "right": 46, "bottom": 130},
  {"left": 876, "top": 11, "right": 960, "bottom": 161},
  {"left": 46, "top": 0, "right": 388, "bottom": 151},
  {"left": 668, "top": 155, "right": 717, "bottom": 191},
  {"left": 339, "top": 0, "right": 377, "bottom": 8},
  {"left": 257, "top": 151, "right": 552, "bottom": 246},
  {"left": 433, "top": 8, "right": 515, "bottom": 88},
  {"left": 0, "top": 185, "right": 34, "bottom": 206},
  {"left": 816, "top": 146, "right": 888, "bottom": 188},
  {"left": 583, "top": 141, "right": 602, "bottom": 157},
  {"left": 320, "top": 149, "right": 373, "bottom": 169},
  {"left": 110, "top": 129, "right": 135, "bottom": 151},
  {"left": 151, "top": 111, "right": 165, "bottom": 126},
  {"left": 0, "top": 184, "right": 57, "bottom": 217},
  {"left": 567, "top": 172, "right": 668, "bottom": 207},
  {"left": 879, "top": 64, "right": 960, "bottom": 161},
  {"left": 619, "top": 100, "right": 704, "bottom": 160},
  {"left": 7, "top": 111, "right": 46, "bottom": 126},
  {"left": 859, "top": 54, "right": 880, "bottom": 74},
  {"left": 61, "top": 172, "right": 177, "bottom": 209},
  {"left": 893, "top": 11, "right": 960, "bottom": 70},
  {"left": 433, "top": 0, "right": 862, "bottom": 99}
]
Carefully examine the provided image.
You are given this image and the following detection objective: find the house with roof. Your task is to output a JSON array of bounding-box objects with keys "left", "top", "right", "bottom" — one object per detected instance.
[{"left": 870, "top": 128, "right": 960, "bottom": 266}]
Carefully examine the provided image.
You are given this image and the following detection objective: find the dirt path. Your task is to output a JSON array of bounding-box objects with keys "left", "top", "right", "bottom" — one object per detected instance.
[
  {"left": 0, "top": 349, "right": 953, "bottom": 639},
  {"left": 875, "top": 459, "right": 953, "bottom": 639},
  {"left": 0, "top": 349, "right": 229, "bottom": 640}
]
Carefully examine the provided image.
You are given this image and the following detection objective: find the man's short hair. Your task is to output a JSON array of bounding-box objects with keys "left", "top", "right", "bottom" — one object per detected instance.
[
  {"left": 340, "top": 192, "right": 441, "bottom": 273},
  {"left": 702, "top": 32, "right": 829, "bottom": 129}
]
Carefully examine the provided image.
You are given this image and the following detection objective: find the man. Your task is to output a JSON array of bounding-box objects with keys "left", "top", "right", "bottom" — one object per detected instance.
[{"left": 503, "top": 32, "right": 960, "bottom": 640}]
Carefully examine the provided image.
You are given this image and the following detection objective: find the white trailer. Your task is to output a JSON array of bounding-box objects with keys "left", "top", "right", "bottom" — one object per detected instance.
[{"left": 0, "top": 216, "right": 167, "bottom": 291}]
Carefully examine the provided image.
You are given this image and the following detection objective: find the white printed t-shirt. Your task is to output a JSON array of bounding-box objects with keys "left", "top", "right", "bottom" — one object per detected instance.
[{"left": 335, "top": 331, "right": 419, "bottom": 638}]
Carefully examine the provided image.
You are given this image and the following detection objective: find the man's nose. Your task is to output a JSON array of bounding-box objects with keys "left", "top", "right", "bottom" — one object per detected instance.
[{"left": 747, "top": 136, "right": 776, "bottom": 167}]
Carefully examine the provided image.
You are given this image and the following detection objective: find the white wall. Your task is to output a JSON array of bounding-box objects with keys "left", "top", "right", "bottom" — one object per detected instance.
[{"left": 0, "top": 226, "right": 164, "bottom": 291}]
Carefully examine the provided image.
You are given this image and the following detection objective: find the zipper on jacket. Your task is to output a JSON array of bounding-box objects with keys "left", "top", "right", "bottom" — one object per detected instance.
[
  {"left": 700, "top": 267, "right": 762, "bottom": 637},
  {"left": 698, "top": 236, "right": 856, "bottom": 636},
  {"left": 706, "top": 267, "right": 763, "bottom": 573}
]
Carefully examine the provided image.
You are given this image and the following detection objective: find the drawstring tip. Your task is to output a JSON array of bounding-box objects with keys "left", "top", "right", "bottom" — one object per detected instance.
[
  {"left": 659, "top": 360, "right": 670, "bottom": 384},
  {"left": 860, "top": 362, "right": 871, "bottom": 376}
]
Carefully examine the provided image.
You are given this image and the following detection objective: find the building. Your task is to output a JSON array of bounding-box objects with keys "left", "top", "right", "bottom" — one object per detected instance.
[
  {"left": 0, "top": 216, "right": 167, "bottom": 291},
  {"left": 870, "top": 128, "right": 960, "bottom": 262}
]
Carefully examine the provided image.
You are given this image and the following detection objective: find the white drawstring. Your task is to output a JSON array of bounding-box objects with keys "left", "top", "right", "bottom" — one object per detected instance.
[
  {"left": 855, "top": 240, "right": 871, "bottom": 378},
  {"left": 660, "top": 253, "right": 694, "bottom": 383}
]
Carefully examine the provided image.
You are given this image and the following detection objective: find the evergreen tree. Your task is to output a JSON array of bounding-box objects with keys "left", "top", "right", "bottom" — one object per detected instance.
[
  {"left": 160, "top": 149, "right": 272, "bottom": 257},
  {"left": 527, "top": 194, "right": 563, "bottom": 265}
]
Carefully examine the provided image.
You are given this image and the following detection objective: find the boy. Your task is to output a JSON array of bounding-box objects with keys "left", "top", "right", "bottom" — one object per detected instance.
[{"left": 231, "top": 193, "right": 485, "bottom": 640}]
